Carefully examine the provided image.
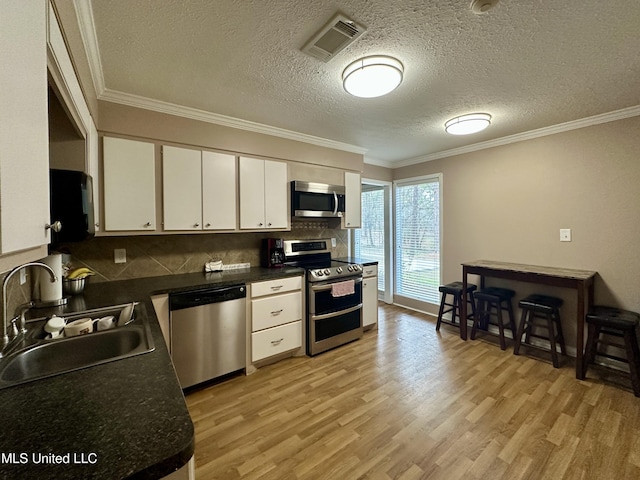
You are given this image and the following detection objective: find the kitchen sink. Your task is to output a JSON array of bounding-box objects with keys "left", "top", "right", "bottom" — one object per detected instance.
[{"left": 0, "top": 303, "right": 155, "bottom": 389}]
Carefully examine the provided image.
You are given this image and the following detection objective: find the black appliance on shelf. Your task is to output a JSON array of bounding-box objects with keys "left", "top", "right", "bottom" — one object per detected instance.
[{"left": 49, "top": 169, "right": 95, "bottom": 243}]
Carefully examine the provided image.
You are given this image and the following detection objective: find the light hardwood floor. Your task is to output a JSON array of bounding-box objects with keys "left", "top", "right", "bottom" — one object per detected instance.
[{"left": 185, "top": 303, "right": 640, "bottom": 479}]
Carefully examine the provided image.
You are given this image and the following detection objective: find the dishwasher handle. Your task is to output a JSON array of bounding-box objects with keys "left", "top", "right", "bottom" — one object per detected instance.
[{"left": 170, "top": 284, "right": 246, "bottom": 311}]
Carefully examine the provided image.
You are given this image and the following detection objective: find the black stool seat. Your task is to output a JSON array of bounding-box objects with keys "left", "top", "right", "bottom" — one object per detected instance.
[
  {"left": 519, "top": 294, "right": 563, "bottom": 313},
  {"left": 583, "top": 306, "right": 640, "bottom": 397},
  {"left": 471, "top": 287, "right": 516, "bottom": 350},
  {"left": 474, "top": 287, "right": 515, "bottom": 302},
  {"left": 439, "top": 281, "right": 477, "bottom": 295},
  {"left": 514, "top": 294, "right": 566, "bottom": 368},
  {"left": 586, "top": 306, "right": 640, "bottom": 330},
  {"left": 435, "top": 282, "right": 477, "bottom": 332}
]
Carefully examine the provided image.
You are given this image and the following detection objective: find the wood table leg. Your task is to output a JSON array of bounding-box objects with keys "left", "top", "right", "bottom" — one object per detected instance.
[
  {"left": 576, "top": 282, "right": 586, "bottom": 379},
  {"left": 461, "top": 266, "right": 468, "bottom": 340}
]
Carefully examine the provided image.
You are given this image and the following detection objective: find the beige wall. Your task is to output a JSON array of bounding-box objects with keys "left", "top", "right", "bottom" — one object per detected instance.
[
  {"left": 98, "top": 102, "right": 363, "bottom": 173},
  {"left": 363, "top": 163, "right": 393, "bottom": 182},
  {"left": 393, "top": 116, "right": 640, "bottom": 350}
]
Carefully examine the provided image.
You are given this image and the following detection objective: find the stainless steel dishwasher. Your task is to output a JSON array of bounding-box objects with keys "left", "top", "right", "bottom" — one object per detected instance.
[{"left": 169, "top": 284, "right": 246, "bottom": 389}]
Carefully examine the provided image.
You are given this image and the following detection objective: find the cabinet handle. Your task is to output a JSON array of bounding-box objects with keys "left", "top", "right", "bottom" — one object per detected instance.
[
  {"left": 258, "top": 222, "right": 263, "bottom": 227},
  {"left": 194, "top": 223, "right": 200, "bottom": 228},
  {"left": 45, "top": 221, "right": 62, "bottom": 232},
  {"left": 270, "top": 338, "right": 284, "bottom": 345},
  {"left": 95, "top": 223, "right": 100, "bottom": 228},
  {"left": 205, "top": 223, "right": 211, "bottom": 228},
  {"left": 270, "top": 309, "right": 283, "bottom": 315},
  {"left": 267, "top": 222, "right": 272, "bottom": 226},
  {"left": 144, "top": 222, "right": 152, "bottom": 227},
  {"left": 270, "top": 285, "right": 283, "bottom": 291}
]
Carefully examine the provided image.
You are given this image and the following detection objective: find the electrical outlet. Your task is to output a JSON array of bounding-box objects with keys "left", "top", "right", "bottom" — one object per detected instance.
[
  {"left": 559, "top": 229, "right": 572, "bottom": 242},
  {"left": 331, "top": 238, "right": 337, "bottom": 248},
  {"left": 114, "top": 248, "right": 127, "bottom": 264}
]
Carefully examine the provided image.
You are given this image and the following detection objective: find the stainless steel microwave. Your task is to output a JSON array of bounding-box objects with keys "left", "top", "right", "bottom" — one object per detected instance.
[{"left": 291, "top": 181, "right": 345, "bottom": 218}]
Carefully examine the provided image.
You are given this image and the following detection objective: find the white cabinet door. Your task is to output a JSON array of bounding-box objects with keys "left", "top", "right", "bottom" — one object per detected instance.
[
  {"left": 239, "top": 157, "right": 266, "bottom": 229},
  {"left": 87, "top": 119, "right": 100, "bottom": 232},
  {"left": 264, "top": 160, "right": 288, "bottom": 229},
  {"left": 343, "top": 171, "right": 361, "bottom": 228},
  {"left": 162, "top": 145, "right": 202, "bottom": 231},
  {"left": 239, "top": 157, "right": 288, "bottom": 230},
  {"left": 103, "top": 137, "right": 156, "bottom": 231},
  {"left": 362, "top": 275, "right": 378, "bottom": 328},
  {"left": 202, "top": 151, "right": 236, "bottom": 230},
  {"left": 0, "top": 1, "right": 50, "bottom": 254}
]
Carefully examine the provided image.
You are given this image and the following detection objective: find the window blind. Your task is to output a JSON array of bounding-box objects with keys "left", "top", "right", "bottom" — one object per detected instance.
[
  {"left": 394, "top": 176, "right": 440, "bottom": 303},
  {"left": 355, "top": 185, "right": 385, "bottom": 291}
]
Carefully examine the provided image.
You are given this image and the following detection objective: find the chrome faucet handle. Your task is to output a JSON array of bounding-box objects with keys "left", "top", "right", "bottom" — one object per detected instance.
[
  {"left": 14, "top": 301, "right": 35, "bottom": 334},
  {"left": 9, "top": 317, "right": 19, "bottom": 337}
]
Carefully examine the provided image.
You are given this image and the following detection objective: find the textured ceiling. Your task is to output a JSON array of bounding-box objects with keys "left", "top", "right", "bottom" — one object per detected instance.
[{"left": 85, "top": 0, "right": 640, "bottom": 165}]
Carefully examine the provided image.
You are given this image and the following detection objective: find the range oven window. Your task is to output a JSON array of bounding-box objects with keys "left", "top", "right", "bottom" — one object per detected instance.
[
  {"left": 315, "top": 308, "right": 361, "bottom": 342},
  {"left": 311, "top": 280, "right": 362, "bottom": 316}
]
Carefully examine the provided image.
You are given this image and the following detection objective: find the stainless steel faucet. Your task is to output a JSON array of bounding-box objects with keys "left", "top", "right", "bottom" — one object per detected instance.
[{"left": 1, "top": 262, "right": 57, "bottom": 355}]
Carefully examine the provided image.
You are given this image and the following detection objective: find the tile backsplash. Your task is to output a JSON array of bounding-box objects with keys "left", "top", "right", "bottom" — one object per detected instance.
[{"left": 55, "top": 227, "right": 350, "bottom": 283}]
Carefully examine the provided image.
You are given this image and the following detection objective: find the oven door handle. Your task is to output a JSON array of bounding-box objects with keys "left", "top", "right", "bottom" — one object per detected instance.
[
  {"left": 311, "top": 277, "right": 363, "bottom": 292},
  {"left": 310, "top": 304, "right": 362, "bottom": 322},
  {"left": 332, "top": 191, "right": 339, "bottom": 216}
]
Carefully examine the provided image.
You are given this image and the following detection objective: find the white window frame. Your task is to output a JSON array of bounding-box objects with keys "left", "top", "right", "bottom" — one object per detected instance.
[{"left": 392, "top": 173, "right": 443, "bottom": 310}]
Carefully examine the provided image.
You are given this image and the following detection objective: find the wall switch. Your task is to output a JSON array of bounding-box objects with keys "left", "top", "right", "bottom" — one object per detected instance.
[
  {"left": 559, "top": 229, "right": 572, "bottom": 242},
  {"left": 114, "top": 248, "right": 127, "bottom": 264}
]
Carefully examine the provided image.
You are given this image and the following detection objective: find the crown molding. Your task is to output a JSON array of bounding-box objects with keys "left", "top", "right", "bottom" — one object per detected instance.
[
  {"left": 73, "top": 0, "right": 104, "bottom": 95},
  {"left": 99, "top": 89, "right": 369, "bottom": 155},
  {"left": 389, "top": 105, "right": 640, "bottom": 169}
]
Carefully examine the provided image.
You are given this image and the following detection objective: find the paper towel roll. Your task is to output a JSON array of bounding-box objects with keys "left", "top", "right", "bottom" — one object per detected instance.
[{"left": 38, "top": 254, "right": 63, "bottom": 302}]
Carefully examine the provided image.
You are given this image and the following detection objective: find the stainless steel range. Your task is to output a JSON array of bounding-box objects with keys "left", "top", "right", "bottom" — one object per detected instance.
[{"left": 283, "top": 239, "right": 363, "bottom": 356}]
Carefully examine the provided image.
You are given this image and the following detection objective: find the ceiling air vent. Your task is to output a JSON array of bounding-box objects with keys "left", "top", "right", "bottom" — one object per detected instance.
[{"left": 302, "top": 14, "right": 366, "bottom": 63}]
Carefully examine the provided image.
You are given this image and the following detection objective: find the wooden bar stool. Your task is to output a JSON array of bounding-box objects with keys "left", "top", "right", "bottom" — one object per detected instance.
[
  {"left": 583, "top": 306, "right": 640, "bottom": 397},
  {"left": 471, "top": 287, "right": 516, "bottom": 350},
  {"left": 435, "top": 281, "right": 477, "bottom": 331},
  {"left": 513, "top": 294, "right": 566, "bottom": 368}
]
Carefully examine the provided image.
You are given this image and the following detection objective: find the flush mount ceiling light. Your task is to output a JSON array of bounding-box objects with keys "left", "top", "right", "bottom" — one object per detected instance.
[
  {"left": 470, "top": 0, "right": 500, "bottom": 15},
  {"left": 445, "top": 113, "right": 492, "bottom": 135},
  {"left": 342, "top": 55, "right": 404, "bottom": 98}
]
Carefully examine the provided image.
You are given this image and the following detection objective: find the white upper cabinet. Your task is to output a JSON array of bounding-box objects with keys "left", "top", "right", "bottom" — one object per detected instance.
[
  {"left": 239, "top": 157, "right": 288, "bottom": 230},
  {"left": 0, "top": 1, "right": 50, "bottom": 255},
  {"left": 162, "top": 146, "right": 202, "bottom": 231},
  {"left": 202, "top": 151, "right": 237, "bottom": 230},
  {"left": 343, "top": 171, "right": 362, "bottom": 228},
  {"left": 103, "top": 137, "right": 156, "bottom": 231},
  {"left": 162, "top": 147, "right": 237, "bottom": 231},
  {"left": 264, "top": 160, "right": 288, "bottom": 229}
]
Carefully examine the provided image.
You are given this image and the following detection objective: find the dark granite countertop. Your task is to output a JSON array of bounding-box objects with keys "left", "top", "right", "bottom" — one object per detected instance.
[
  {"left": 333, "top": 256, "right": 379, "bottom": 267},
  {"left": 0, "top": 266, "right": 304, "bottom": 480}
]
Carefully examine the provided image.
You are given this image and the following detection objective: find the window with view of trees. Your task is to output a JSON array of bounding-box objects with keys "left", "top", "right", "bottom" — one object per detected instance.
[
  {"left": 354, "top": 185, "right": 385, "bottom": 291},
  {"left": 394, "top": 175, "right": 441, "bottom": 303}
]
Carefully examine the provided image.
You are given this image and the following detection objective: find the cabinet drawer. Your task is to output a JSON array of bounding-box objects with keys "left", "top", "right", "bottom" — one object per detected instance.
[
  {"left": 362, "top": 264, "right": 378, "bottom": 278},
  {"left": 251, "top": 276, "right": 302, "bottom": 298},
  {"left": 252, "top": 292, "right": 302, "bottom": 331},
  {"left": 252, "top": 321, "right": 302, "bottom": 362}
]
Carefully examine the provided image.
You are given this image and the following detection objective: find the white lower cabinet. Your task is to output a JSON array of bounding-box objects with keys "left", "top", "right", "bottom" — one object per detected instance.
[
  {"left": 362, "top": 264, "right": 378, "bottom": 329},
  {"left": 252, "top": 321, "right": 302, "bottom": 362},
  {"left": 249, "top": 276, "right": 303, "bottom": 364}
]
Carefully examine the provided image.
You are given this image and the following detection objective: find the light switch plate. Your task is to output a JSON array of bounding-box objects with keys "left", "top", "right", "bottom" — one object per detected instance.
[
  {"left": 114, "top": 248, "right": 127, "bottom": 264},
  {"left": 559, "top": 229, "right": 572, "bottom": 242}
]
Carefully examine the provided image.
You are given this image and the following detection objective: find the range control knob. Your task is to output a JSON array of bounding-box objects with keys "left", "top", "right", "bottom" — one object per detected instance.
[
  {"left": 347, "top": 265, "right": 353, "bottom": 272},
  {"left": 324, "top": 269, "right": 331, "bottom": 276},
  {"left": 336, "top": 267, "right": 343, "bottom": 273},
  {"left": 354, "top": 264, "right": 361, "bottom": 271},
  {"left": 316, "top": 270, "right": 324, "bottom": 277}
]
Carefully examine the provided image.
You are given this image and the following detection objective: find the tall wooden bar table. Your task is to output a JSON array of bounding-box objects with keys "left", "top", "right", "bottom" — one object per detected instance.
[{"left": 460, "top": 260, "right": 597, "bottom": 379}]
